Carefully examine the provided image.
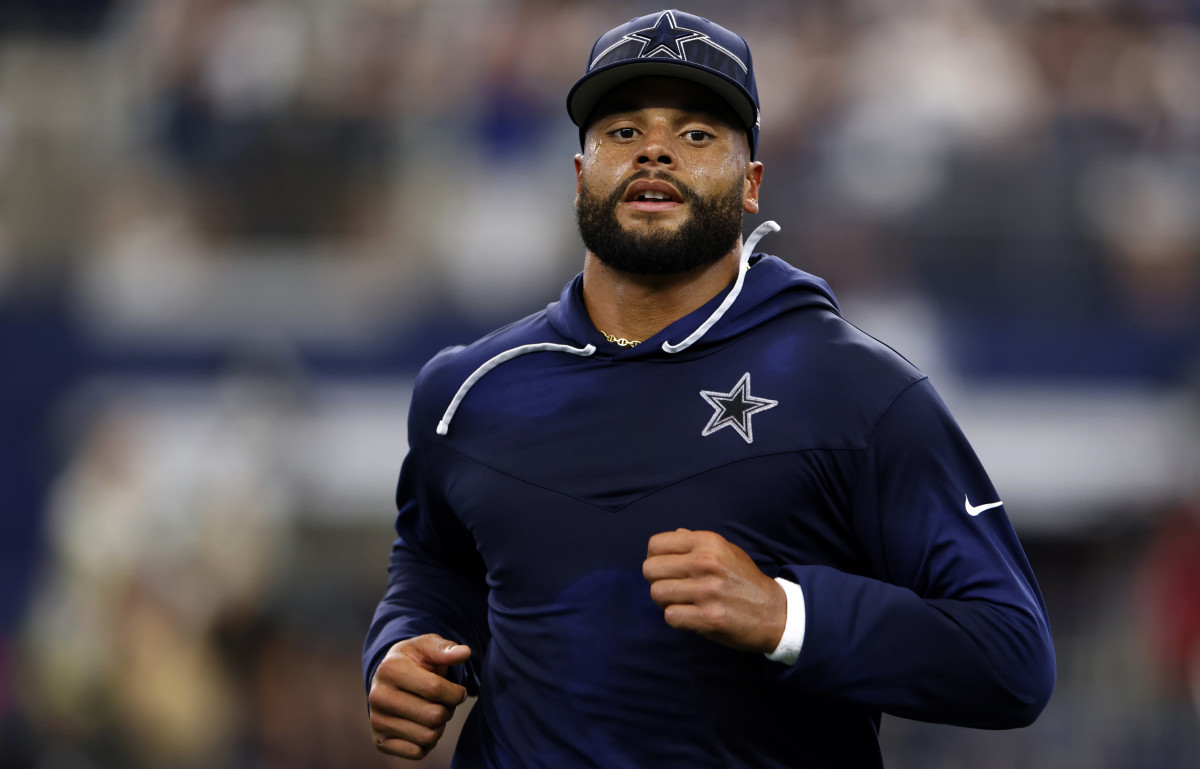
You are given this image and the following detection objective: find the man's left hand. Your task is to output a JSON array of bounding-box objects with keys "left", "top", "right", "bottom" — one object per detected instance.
[{"left": 642, "top": 528, "right": 786, "bottom": 654}]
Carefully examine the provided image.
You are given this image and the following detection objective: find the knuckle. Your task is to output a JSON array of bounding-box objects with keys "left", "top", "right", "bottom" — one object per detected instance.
[
  {"left": 369, "top": 666, "right": 391, "bottom": 691},
  {"left": 376, "top": 654, "right": 414, "bottom": 684},
  {"left": 424, "top": 702, "right": 451, "bottom": 725},
  {"left": 368, "top": 693, "right": 396, "bottom": 721},
  {"left": 663, "top": 605, "right": 685, "bottom": 628},
  {"left": 413, "top": 723, "right": 446, "bottom": 748},
  {"left": 695, "top": 551, "right": 722, "bottom": 573},
  {"left": 700, "top": 603, "right": 726, "bottom": 628},
  {"left": 385, "top": 741, "right": 425, "bottom": 760},
  {"left": 413, "top": 679, "right": 439, "bottom": 701},
  {"left": 373, "top": 724, "right": 444, "bottom": 758},
  {"left": 697, "top": 575, "right": 723, "bottom": 599}
]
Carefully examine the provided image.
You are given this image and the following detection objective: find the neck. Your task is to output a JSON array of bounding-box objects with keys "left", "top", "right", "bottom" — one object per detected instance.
[{"left": 581, "top": 245, "right": 742, "bottom": 344}]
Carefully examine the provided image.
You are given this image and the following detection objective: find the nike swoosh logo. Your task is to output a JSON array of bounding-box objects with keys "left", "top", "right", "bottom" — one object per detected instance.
[{"left": 965, "top": 495, "right": 1004, "bottom": 517}]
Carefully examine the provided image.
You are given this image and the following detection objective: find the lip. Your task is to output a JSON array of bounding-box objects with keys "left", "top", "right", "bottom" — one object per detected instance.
[{"left": 622, "top": 179, "right": 684, "bottom": 212}]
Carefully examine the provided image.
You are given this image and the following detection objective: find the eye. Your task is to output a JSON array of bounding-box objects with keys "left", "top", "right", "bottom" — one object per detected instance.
[
  {"left": 684, "top": 129, "right": 711, "bottom": 142},
  {"left": 611, "top": 127, "right": 637, "bottom": 140}
]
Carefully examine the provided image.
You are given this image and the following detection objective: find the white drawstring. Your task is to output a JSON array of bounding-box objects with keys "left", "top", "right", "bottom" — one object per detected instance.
[
  {"left": 437, "top": 343, "right": 596, "bottom": 436},
  {"left": 661, "top": 220, "right": 780, "bottom": 354}
]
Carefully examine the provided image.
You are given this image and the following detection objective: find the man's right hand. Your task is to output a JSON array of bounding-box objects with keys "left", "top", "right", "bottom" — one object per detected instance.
[{"left": 368, "top": 634, "right": 472, "bottom": 759}]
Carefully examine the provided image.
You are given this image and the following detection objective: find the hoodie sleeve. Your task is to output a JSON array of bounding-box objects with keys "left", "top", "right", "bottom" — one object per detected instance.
[
  {"left": 774, "top": 377, "right": 1055, "bottom": 728},
  {"left": 361, "top": 423, "right": 490, "bottom": 695}
]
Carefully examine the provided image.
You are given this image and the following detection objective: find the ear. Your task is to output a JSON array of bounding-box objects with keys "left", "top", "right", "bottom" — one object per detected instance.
[
  {"left": 743, "top": 161, "right": 764, "bottom": 215},
  {"left": 574, "top": 154, "right": 584, "bottom": 206}
]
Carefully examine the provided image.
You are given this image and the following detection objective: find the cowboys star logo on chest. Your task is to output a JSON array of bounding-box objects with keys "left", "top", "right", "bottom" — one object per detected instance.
[{"left": 699, "top": 372, "right": 778, "bottom": 444}]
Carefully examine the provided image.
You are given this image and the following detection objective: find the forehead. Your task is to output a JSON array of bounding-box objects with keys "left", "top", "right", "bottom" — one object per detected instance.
[{"left": 585, "top": 76, "right": 741, "bottom": 128}]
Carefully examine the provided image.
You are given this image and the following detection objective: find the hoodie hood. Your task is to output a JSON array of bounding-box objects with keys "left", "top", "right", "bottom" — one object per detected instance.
[{"left": 436, "top": 222, "right": 841, "bottom": 435}]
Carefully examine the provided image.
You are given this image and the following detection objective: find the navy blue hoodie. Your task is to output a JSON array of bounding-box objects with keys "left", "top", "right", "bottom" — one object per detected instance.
[{"left": 364, "top": 229, "right": 1055, "bottom": 768}]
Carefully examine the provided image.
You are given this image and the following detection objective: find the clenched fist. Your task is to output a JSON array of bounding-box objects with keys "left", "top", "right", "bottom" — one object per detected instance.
[
  {"left": 643, "top": 528, "right": 786, "bottom": 654},
  {"left": 368, "top": 634, "right": 471, "bottom": 759}
]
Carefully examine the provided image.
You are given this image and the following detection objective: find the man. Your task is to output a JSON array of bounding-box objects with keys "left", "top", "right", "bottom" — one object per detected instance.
[{"left": 363, "top": 9, "right": 1055, "bottom": 768}]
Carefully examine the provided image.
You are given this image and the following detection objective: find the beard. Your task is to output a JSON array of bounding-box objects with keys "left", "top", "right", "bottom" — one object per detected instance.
[{"left": 576, "top": 170, "right": 745, "bottom": 275}]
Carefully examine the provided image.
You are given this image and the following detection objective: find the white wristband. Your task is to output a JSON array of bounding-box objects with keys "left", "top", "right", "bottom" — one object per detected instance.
[{"left": 764, "top": 577, "right": 805, "bottom": 665}]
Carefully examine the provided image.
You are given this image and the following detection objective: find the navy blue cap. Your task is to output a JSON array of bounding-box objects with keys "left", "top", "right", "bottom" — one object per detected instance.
[{"left": 567, "top": 9, "right": 760, "bottom": 159}]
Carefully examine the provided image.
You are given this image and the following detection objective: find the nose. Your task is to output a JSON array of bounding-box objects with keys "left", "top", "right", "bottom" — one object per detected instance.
[{"left": 637, "top": 122, "right": 676, "bottom": 168}]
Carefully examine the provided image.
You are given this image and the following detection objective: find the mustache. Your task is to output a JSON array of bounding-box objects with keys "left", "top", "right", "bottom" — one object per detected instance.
[{"left": 611, "top": 171, "right": 697, "bottom": 205}]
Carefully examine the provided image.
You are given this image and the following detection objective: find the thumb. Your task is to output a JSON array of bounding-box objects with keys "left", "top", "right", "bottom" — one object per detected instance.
[
  {"left": 434, "top": 638, "right": 472, "bottom": 666},
  {"left": 408, "top": 634, "right": 472, "bottom": 667}
]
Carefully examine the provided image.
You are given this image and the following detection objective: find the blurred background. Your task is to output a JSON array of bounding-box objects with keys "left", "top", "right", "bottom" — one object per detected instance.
[{"left": 1, "top": 0, "right": 1199, "bottom": 767}]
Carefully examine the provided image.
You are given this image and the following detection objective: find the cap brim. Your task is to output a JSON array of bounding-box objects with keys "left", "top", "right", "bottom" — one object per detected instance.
[{"left": 567, "top": 60, "right": 757, "bottom": 135}]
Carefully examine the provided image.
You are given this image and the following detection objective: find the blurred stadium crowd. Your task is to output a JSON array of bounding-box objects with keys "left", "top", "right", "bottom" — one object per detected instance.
[{"left": 1, "top": 0, "right": 1200, "bottom": 767}]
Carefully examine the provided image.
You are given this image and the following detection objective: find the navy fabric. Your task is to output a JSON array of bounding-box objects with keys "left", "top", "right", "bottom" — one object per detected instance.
[{"left": 364, "top": 255, "right": 1055, "bottom": 768}]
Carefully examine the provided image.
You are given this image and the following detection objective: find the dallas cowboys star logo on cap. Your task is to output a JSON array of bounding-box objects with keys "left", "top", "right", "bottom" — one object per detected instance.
[
  {"left": 588, "top": 10, "right": 748, "bottom": 73},
  {"left": 700, "top": 372, "right": 778, "bottom": 444},
  {"left": 626, "top": 10, "right": 707, "bottom": 60}
]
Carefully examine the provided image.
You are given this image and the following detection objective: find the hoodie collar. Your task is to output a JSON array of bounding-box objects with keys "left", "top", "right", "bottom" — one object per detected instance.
[{"left": 546, "top": 222, "right": 839, "bottom": 360}]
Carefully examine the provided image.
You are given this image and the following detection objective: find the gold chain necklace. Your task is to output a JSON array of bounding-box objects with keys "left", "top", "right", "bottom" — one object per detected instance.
[
  {"left": 598, "top": 261, "right": 756, "bottom": 349},
  {"left": 601, "top": 330, "right": 641, "bottom": 347}
]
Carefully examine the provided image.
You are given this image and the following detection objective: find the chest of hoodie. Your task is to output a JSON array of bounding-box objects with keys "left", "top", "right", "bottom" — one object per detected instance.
[{"left": 422, "top": 323, "right": 909, "bottom": 606}]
